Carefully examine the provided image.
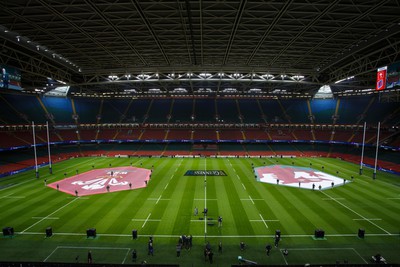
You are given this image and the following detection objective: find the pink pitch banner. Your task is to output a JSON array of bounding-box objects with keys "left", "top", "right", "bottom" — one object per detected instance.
[{"left": 376, "top": 66, "right": 387, "bottom": 91}]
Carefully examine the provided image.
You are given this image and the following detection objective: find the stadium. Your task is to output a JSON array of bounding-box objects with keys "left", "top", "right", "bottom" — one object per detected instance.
[{"left": 0, "top": 1, "right": 399, "bottom": 266}]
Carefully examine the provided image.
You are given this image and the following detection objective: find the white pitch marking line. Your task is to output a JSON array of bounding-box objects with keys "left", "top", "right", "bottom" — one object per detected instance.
[
  {"left": 156, "top": 195, "right": 162, "bottom": 204},
  {"left": 132, "top": 219, "right": 160, "bottom": 222},
  {"left": 0, "top": 193, "right": 14, "bottom": 199},
  {"left": 242, "top": 183, "right": 246, "bottom": 190},
  {"left": 249, "top": 196, "right": 254, "bottom": 204},
  {"left": 22, "top": 197, "right": 80, "bottom": 233},
  {"left": 164, "top": 183, "right": 169, "bottom": 189},
  {"left": 204, "top": 158, "right": 207, "bottom": 235},
  {"left": 352, "top": 247, "right": 369, "bottom": 264},
  {"left": 287, "top": 247, "right": 357, "bottom": 251},
  {"left": 142, "top": 213, "right": 152, "bottom": 228},
  {"left": 250, "top": 219, "right": 280, "bottom": 222},
  {"left": 2, "top": 196, "right": 25, "bottom": 199},
  {"left": 259, "top": 213, "right": 269, "bottom": 229},
  {"left": 321, "top": 191, "right": 391, "bottom": 235},
  {"left": 194, "top": 198, "right": 217, "bottom": 201},
  {"left": 122, "top": 248, "right": 131, "bottom": 264},
  {"left": 204, "top": 185, "right": 207, "bottom": 235},
  {"left": 32, "top": 217, "right": 59, "bottom": 220},
  {"left": 353, "top": 218, "right": 381, "bottom": 221},
  {"left": 43, "top": 246, "right": 59, "bottom": 262},
  {"left": 148, "top": 198, "right": 169, "bottom": 201},
  {"left": 322, "top": 198, "right": 345, "bottom": 200},
  {"left": 58, "top": 246, "right": 131, "bottom": 250},
  {"left": 280, "top": 248, "right": 289, "bottom": 265}
]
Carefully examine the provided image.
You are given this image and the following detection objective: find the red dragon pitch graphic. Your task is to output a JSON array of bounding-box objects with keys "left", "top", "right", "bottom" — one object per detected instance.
[
  {"left": 47, "top": 167, "right": 151, "bottom": 196},
  {"left": 256, "top": 165, "right": 348, "bottom": 190}
]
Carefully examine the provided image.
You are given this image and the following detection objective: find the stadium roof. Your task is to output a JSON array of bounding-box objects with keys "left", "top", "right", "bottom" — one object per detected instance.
[{"left": 1, "top": 0, "right": 400, "bottom": 96}]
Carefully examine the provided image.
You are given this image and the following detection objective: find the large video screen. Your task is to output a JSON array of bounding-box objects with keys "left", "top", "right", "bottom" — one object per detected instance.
[
  {"left": 1, "top": 65, "right": 22, "bottom": 90},
  {"left": 386, "top": 61, "right": 400, "bottom": 89},
  {"left": 376, "top": 66, "right": 387, "bottom": 91},
  {"left": 376, "top": 61, "right": 400, "bottom": 91}
]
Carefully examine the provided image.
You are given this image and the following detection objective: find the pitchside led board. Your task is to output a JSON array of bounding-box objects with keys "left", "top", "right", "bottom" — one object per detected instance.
[{"left": 0, "top": 64, "right": 22, "bottom": 90}]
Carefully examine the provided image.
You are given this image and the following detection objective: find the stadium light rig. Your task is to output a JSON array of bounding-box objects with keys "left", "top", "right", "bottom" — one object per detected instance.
[
  {"left": 5, "top": 29, "right": 82, "bottom": 72},
  {"left": 108, "top": 75, "right": 118, "bottom": 81},
  {"left": 335, "top": 76, "right": 354, "bottom": 84}
]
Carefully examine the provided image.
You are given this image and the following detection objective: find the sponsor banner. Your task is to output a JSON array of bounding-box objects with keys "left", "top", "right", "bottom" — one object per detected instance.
[
  {"left": 256, "top": 165, "right": 348, "bottom": 190},
  {"left": 184, "top": 170, "right": 227, "bottom": 176},
  {"left": 3, "top": 139, "right": 400, "bottom": 152}
]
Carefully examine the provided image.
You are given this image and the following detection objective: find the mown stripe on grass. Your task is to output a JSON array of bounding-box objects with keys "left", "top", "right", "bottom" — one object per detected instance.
[
  {"left": 148, "top": 158, "right": 189, "bottom": 237},
  {"left": 261, "top": 185, "right": 317, "bottom": 235},
  {"left": 169, "top": 167, "right": 196, "bottom": 236},
  {"left": 1, "top": 189, "right": 74, "bottom": 231},
  {"left": 218, "top": 163, "right": 255, "bottom": 236},
  {"left": 56, "top": 181, "right": 150, "bottom": 234},
  {"left": 338, "top": 183, "right": 400, "bottom": 224},
  {"left": 319, "top": 189, "right": 394, "bottom": 235},
  {"left": 203, "top": 158, "right": 218, "bottom": 236},
  {"left": 286, "top": 187, "right": 354, "bottom": 234}
]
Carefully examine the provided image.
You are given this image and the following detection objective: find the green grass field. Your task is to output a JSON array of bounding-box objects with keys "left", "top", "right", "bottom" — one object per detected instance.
[{"left": 0, "top": 156, "right": 399, "bottom": 266}]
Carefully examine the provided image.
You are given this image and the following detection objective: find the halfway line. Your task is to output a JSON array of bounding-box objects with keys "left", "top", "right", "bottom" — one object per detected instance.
[{"left": 204, "top": 158, "right": 207, "bottom": 235}]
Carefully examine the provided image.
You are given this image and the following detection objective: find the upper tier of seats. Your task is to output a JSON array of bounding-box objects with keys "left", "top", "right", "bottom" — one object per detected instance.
[
  {"left": 1, "top": 93, "right": 399, "bottom": 126},
  {"left": 0, "top": 92, "right": 399, "bottom": 149}
]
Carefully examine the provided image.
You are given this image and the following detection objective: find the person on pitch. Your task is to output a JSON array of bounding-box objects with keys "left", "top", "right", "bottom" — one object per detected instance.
[
  {"left": 87, "top": 250, "right": 92, "bottom": 264},
  {"left": 218, "top": 216, "right": 222, "bottom": 227}
]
